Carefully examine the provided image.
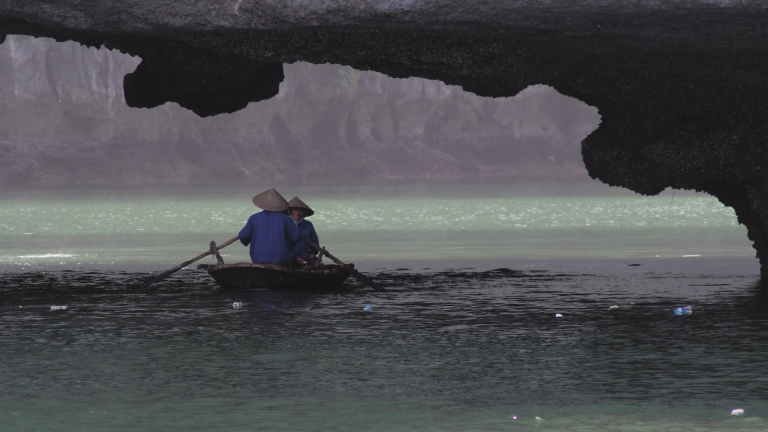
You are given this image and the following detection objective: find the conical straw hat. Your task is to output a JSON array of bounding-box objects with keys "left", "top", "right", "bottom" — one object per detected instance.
[
  {"left": 252, "top": 188, "right": 289, "bottom": 212},
  {"left": 287, "top": 196, "right": 315, "bottom": 217}
]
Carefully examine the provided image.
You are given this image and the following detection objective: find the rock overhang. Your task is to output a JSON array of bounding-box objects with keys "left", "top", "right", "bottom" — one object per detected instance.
[
  {"left": 3, "top": 2, "right": 767, "bottom": 105},
  {"left": 4, "top": 0, "right": 768, "bottom": 273}
]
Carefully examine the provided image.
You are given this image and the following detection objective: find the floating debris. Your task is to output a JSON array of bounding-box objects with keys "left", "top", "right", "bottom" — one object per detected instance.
[
  {"left": 674, "top": 306, "right": 693, "bottom": 316},
  {"left": 555, "top": 313, "right": 563, "bottom": 318},
  {"left": 363, "top": 305, "right": 373, "bottom": 312},
  {"left": 609, "top": 305, "right": 619, "bottom": 310},
  {"left": 50, "top": 305, "right": 68, "bottom": 311},
  {"left": 731, "top": 408, "right": 744, "bottom": 416},
  {"left": 232, "top": 302, "right": 243, "bottom": 309}
]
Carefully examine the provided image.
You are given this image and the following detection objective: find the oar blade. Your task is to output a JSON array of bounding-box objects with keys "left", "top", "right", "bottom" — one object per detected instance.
[
  {"left": 136, "top": 236, "right": 239, "bottom": 289},
  {"left": 298, "top": 235, "right": 383, "bottom": 291},
  {"left": 349, "top": 268, "right": 385, "bottom": 291}
]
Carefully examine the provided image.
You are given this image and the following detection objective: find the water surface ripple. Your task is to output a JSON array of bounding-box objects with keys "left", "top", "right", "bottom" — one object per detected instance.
[{"left": 1, "top": 267, "right": 766, "bottom": 431}]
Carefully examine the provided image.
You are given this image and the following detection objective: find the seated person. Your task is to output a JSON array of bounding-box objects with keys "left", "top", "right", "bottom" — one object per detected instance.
[
  {"left": 287, "top": 197, "right": 319, "bottom": 266},
  {"left": 238, "top": 188, "right": 299, "bottom": 266}
]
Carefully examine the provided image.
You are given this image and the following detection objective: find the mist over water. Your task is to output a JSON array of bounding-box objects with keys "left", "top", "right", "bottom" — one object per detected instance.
[
  {"left": 1, "top": 182, "right": 766, "bottom": 431},
  {"left": 0, "top": 35, "right": 598, "bottom": 187}
]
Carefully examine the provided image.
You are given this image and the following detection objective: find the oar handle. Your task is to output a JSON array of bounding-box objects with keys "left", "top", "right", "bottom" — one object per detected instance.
[
  {"left": 299, "top": 235, "right": 384, "bottom": 291},
  {"left": 300, "top": 235, "right": 343, "bottom": 266},
  {"left": 137, "top": 236, "right": 239, "bottom": 289}
]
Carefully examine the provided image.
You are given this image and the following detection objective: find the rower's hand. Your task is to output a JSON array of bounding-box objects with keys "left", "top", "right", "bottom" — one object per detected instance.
[
  {"left": 309, "top": 254, "right": 316, "bottom": 259},
  {"left": 296, "top": 257, "right": 306, "bottom": 265}
]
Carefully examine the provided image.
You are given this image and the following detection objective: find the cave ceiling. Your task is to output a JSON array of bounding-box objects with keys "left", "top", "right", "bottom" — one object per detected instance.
[{"left": 5, "top": 0, "right": 768, "bottom": 273}]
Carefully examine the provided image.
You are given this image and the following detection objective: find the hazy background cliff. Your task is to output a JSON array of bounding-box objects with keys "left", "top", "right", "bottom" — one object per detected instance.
[{"left": 0, "top": 35, "right": 600, "bottom": 187}]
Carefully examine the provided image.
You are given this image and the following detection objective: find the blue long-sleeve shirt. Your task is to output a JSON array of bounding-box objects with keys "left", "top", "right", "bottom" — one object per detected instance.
[
  {"left": 238, "top": 211, "right": 299, "bottom": 265},
  {"left": 289, "top": 219, "right": 319, "bottom": 260}
]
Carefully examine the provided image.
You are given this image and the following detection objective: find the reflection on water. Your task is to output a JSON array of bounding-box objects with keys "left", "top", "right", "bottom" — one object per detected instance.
[
  {"left": 0, "top": 263, "right": 766, "bottom": 431},
  {"left": 0, "top": 183, "right": 756, "bottom": 271}
]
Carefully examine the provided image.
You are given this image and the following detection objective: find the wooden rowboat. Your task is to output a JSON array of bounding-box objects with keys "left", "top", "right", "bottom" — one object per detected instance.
[
  {"left": 139, "top": 236, "right": 380, "bottom": 291},
  {"left": 197, "top": 262, "right": 351, "bottom": 290}
]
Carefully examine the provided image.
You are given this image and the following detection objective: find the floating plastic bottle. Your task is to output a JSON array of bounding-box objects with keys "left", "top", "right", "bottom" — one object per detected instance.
[
  {"left": 363, "top": 305, "right": 372, "bottom": 312},
  {"left": 731, "top": 408, "right": 744, "bottom": 416},
  {"left": 674, "top": 306, "right": 692, "bottom": 316},
  {"left": 50, "top": 305, "right": 68, "bottom": 311},
  {"left": 555, "top": 313, "right": 563, "bottom": 318}
]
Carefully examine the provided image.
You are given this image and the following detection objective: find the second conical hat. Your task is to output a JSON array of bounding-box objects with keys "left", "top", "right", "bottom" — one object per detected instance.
[
  {"left": 287, "top": 196, "right": 315, "bottom": 217},
  {"left": 252, "top": 188, "right": 289, "bottom": 212}
]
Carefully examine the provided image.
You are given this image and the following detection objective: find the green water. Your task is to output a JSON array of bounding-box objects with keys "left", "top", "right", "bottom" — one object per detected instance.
[
  {"left": 0, "top": 183, "right": 754, "bottom": 271},
  {"left": 1, "top": 182, "right": 766, "bottom": 431}
]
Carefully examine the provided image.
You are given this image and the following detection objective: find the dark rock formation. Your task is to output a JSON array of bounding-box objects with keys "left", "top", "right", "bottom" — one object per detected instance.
[
  {"left": 123, "top": 46, "right": 283, "bottom": 117},
  {"left": 3, "top": 1, "right": 768, "bottom": 272}
]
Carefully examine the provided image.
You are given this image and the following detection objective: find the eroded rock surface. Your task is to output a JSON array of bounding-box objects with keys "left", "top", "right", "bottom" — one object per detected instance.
[{"left": 3, "top": 1, "right": 768, "bottom": 271}]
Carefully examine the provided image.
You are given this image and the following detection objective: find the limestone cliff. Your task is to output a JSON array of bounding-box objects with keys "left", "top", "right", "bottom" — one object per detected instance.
[{"left": 0, "top": 36, "right": 597, "bottom": 186}]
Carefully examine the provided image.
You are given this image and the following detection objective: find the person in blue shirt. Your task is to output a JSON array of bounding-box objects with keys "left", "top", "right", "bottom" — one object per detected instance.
[
  {"left": 287, "top": 197, "right": 320, "bottom": 267},
  {"left": 238, "top": 188, "right": 299, "bottom": 266}
]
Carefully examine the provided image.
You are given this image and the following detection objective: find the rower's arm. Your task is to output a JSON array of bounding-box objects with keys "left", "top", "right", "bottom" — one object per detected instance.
[{"left": 238, "top": 216, "right": 254, "bottom": 246}]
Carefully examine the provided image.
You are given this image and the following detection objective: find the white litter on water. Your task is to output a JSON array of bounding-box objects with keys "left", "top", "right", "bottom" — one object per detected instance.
[
  {"left": 50, "top": 305, "right": 68, "bottom": 311},
  {"left": 232, "top": 302, "right": 243, "bottom": 309},
  {"left": 731, "top": 408, "right": 744, "bottom": 416},
  {"left": 363, "top": 305, "right": 373, "bottom": 312},
  {"left": 609, "top": 305, "right": 619, "bottom": 309},
  {"left": 555, "top": 313, "right": 563, "bottom": 318}
]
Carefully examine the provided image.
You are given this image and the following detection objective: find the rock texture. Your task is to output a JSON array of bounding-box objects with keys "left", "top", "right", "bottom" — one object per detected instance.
[
  {"left": 3, "top": 1, "right": 768, "bottom": 272},
  {"left": 0, "top": 35, "right": 597, "bottom": 186}
]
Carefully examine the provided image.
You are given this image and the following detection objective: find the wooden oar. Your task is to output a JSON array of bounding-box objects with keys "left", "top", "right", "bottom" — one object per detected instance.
[
  {"left": 300, "top": 235, "right": 384, "bottom": 291},
  {"left": 137, "top": 236, "right": 240, "bottom": 289}
]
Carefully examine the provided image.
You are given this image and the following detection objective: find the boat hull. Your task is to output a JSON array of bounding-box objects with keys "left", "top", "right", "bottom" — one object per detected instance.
[{"left": 202, "top": 263, "right": 350, "bottom": 290}]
